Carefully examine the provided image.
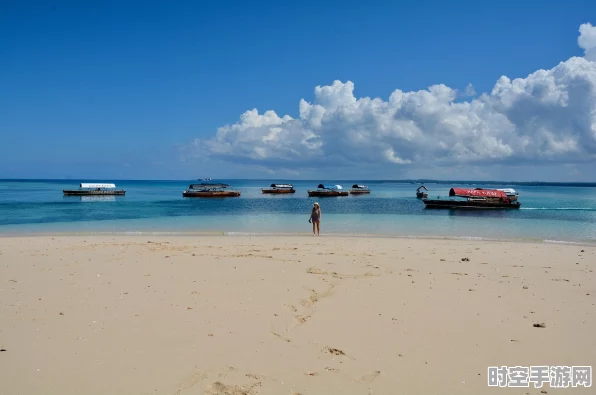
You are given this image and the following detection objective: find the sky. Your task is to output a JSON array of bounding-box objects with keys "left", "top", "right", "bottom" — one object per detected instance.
[{"left": 1, "top": 0, "right": 596, "bottom": 181}]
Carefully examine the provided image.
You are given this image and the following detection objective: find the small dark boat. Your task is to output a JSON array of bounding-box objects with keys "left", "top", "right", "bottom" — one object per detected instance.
[
  {"left": 422, "top": 187, "right": 521, "bottom": 209},
  {"left": 262, "top": 183, "right": 296, "bottom": 194},
  {"left": 416, "top": 185, "right": 428, "bottom": 198},
  {"left": 307, "top": 184, "right": 349, "bottom": 197},
  {"left": 183, "top": 183, "right": 241, "bottom": 198},
  {"left": 63, "top": 183, "right": 126, "bottom": 196},
  {"left": 349, "top": 184, "right": 371, "bottom": 194}
]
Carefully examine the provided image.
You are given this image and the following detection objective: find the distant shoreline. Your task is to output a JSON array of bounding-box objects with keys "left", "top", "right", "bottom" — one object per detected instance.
[{"left": 1, "top": 178, "right": 595, "bottom": 187}]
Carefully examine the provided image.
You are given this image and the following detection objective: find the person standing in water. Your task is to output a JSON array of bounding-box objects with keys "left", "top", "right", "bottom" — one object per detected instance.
[{"left": 309, "top": 202, "right": 321, "bottom": 236}]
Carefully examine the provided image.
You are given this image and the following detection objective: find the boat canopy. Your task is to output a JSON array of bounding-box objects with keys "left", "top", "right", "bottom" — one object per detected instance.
[
  {"left": 270, "top": 184, "right": 293, "bottom": 188},
  {"left": 449, "top": 188, "right": 507, "bottom": 198},
  {"left": 352, "top": 184, "right": 368, "bottom": 189},
  {"left": 497, "top": 188, "right": 517, "bottom": 195},
  {"left": 317, "top": 184, "right": 342, "bottom": 190},
  {"left": 189, "top": 183, "right": 229, "bottom": 189},
  {"left": 416, "top": 185, "right": 428, "bottom": 192},
  {"left": 80, "top": 183, "right": 116, "bottom": 189}
]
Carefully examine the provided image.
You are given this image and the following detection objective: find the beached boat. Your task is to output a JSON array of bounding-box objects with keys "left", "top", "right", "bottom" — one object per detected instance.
[
  {"left": 349, "top": 184, "right": 371, "bottom": 194},
  {"left": 307, "top": 184, "right": 349, "bottom": 197},
  {"left": 63, "top": 183, "right": 126, "bottom": 196},
  {"left": 261, "top": 183, "right": 296, "bottom": 194},
  {"left": 422, "top": 187, "right": 521, "bottom": 209},
  {"left": 183, "top": 183, "right": 241, "bottom": 198},
  {"left": 416, "top": 185, "right": 428, "bottom": 198}
]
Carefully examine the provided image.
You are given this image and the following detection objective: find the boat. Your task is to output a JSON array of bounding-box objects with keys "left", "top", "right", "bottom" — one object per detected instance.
[
  {"left": 307, "top": 184, "right": 349, "bottom": 197},
  {"left": 261, "top": 183, "right": 296, "bottom": 194},
  {"left": 416, "top": 185, "right": 428, "bottom": 198},
  {"left": 349, "top": 184, "right": 371, "bottom": 194},
  {"left": 497, "top": 188, "right": 519, "bottom": 201},
  {"left": 183, "top": 183, "right": 241, "bottom": 198},
  {"left": 198, "top": 177, "right": 212, "bottom": 181},
  {"left": 62, "top": 183, "right": 126, "bottom": 196},
  {"left": 422, "top": 187, "right": 521, "bottom": 209}
]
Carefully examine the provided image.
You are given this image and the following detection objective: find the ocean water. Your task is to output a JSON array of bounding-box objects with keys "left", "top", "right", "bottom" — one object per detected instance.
[{"left": 1, "top": 179, "right": 595, "bottom": 243}]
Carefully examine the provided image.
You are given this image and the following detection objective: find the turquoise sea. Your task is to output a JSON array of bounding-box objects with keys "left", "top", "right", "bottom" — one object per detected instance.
[{"left": 1, "top": 179, "right": 595, "bottom": 243}]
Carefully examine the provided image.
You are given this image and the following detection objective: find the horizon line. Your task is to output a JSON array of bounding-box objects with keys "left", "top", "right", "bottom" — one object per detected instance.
[{"left": 1, "top": 178, "right": 595, "bottom": 186}]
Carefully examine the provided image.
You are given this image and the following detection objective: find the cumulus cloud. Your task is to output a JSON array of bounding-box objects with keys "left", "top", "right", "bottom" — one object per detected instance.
[
  {"left": 189, "top": 23, "right": 596, "bottom": 174},
  {"left": 579, "top": 22, "right": 596, "bottom": 61}
]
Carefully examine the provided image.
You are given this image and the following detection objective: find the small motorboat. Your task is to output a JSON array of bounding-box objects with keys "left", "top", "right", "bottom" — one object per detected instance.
[
  {"left": 497, "top": 188, "right": 519, "bottom": 201},
  {"left": 183, "top": 183, "right": 241, "bottom": 198},
  {"left": 422, "top": 187, "right": 521, "bottom": 209},
  {"left": 349, "top": 184, "right": 371, "bottom": 194},
  {"left": 261, "top": 183, "right": 296, "bottom": 194},
  {"left": 307, "top": 184, "right": 349, "bottom": 197},
  {"left": 63, "top": 183, "right": 126, "bottom": 196},
  {"left": 416, "top": 185, "right": 428, "bottom": 198}
]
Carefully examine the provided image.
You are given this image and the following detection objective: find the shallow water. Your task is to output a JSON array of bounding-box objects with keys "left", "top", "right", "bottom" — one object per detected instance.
[{"left": 1, "top": 179, "right": 595, "bottom": 242}]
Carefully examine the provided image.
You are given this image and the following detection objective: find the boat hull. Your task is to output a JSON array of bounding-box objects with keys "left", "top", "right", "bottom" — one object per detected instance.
[
  {"left": 349, "top": 190, "right": 370, "bottom": 195},
  {"left": 422, "top": 199, "right": 521, "bottom": 209},
  {"left": 307, "top": 191, "right": 349, "bottom": 197},
  {"left": 63, "top": 190, "right": 126, "bottom": 196},
  {"left": 261, "top": 189, "right": 296, "bottom": 194},
  {"left": 183, "top": 191, "right": 241, "bottom": 198}
]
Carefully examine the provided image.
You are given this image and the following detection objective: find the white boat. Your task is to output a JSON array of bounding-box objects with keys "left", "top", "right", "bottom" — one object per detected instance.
[{"left": 63, "top": 183, "right": 126, "bottom": 196}]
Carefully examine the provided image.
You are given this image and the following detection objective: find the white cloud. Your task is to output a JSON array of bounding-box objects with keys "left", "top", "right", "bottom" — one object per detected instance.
[
  {"left": 579, "top": 22, "right": 596, "bottom": 61},
  {"left": 189, "top": 23, "right": 596, "bottom": 176},
  {"left": 464, "top": 83, "right": 476, "bottom": 97}
]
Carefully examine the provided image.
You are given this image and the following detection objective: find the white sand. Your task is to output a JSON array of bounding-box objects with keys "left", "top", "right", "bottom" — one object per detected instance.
[{"left": 0, "top": 235, "right": 594, "bottom": 394}]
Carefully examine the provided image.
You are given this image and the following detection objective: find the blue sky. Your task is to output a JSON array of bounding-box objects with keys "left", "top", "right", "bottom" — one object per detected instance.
[{"left": 1, "top": 0, "right": 595, "bottom": 180}]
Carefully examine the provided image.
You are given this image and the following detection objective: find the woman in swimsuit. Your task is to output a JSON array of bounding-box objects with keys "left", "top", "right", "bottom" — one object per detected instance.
[{"left": 309, "top": 202, "right": 321, "bottom": 236}]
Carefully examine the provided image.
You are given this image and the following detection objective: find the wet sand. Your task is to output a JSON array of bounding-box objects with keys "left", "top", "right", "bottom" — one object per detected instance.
[{"left": 0, "top": 235, "right": 594, "bottom": 394}]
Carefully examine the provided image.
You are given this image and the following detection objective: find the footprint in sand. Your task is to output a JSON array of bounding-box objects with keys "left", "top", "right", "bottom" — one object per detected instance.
[
  {"left": 307, "top": 267, "right": 377, "bottom": 279},
  {"left": 205, "top": 381, "right": 255, "bottom": 395},
  {"left": 295, "top": 314, "right": 311, "bottom": 324},
  {"left": 306, "top": 267, "right": 327, "bottom": 275},
  {"left": 271, "top": 332, "right": 291, "bottom": 343},
  {"left": 353, "top": 370, "right": 384, "bottom": 383},
  {"left": 177, "top": 369, "right": 208, "bottom": 392},
  {"left": 325, "top": 347, "right": 346, "bottom": 356},
  {"left": 245, "top": 373, "right": 265, "bottom": 380},
  {"left": 301, "top": 286, "right": 335, "bottom": 308}
]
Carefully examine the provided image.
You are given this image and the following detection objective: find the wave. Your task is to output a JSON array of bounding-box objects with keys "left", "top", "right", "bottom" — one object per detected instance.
[{"left": 543, "top": 239, "right": 585, "bottom": 245}]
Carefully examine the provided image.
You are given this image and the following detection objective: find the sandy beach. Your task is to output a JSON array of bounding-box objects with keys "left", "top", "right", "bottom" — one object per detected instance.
[{"left": 0, "top": 235, "right": 594, "bottom": 395}]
